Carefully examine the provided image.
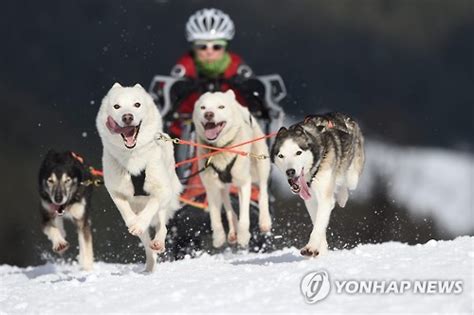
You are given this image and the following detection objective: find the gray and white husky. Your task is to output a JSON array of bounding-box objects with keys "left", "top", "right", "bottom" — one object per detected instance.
[
  {"left": 96, "top": 83, "right": 182, "bottom": 272},
  {"left": 271, "top": 112, "right": 365, "bottom": 256}
]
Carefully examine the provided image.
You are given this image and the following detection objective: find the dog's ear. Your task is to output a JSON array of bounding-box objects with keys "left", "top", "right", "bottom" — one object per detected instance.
[
  {"left": 277, "top": 126, "right": 288, "bottom": 137},
  {"left": 39, "top": 149, "right": 57, "bottom": 182},
  {"left": 225, "top": 89, "right": 236, "bottom": 99},
  {"left": 294, "top": 124, "right": 313, "bottom": 137},
  {"left": 112, "top": 82, "right": 122, "bottom": 89},
  {"left": 134, "top": 83, "right": 143, "bottom": 89},
  {"left": 303, "top": 115, "right": 315, "bottom": 124},
  {"left": 294, "top": 124, "right": 305, "bottom": 134}
]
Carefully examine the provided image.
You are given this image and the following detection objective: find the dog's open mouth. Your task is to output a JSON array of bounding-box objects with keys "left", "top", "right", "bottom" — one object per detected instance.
[
  {"left": 106, "top": 116, "right": 141, "bottom": 149},
  {"left": 120, "top": 124, "right": 140, "bottom": 149},
  {"left": 203, "top": 121, "right": 226, "bottom": 141},
  {"left": 50, "top": 204, "right": 66, "bottom": 216},
  {"left": 287, "top": 168, "right": 312, "bottom": 200}
]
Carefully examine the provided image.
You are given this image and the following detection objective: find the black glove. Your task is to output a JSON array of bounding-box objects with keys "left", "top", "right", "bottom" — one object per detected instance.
[{"left": 228, "top": 77, "right": 269, "bottom": 119}]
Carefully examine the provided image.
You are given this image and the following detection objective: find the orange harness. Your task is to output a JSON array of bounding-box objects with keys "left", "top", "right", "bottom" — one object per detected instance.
[
  {"left": 156, "top": 132, "right": 278, "bottom": 168},
  {"left": 157, "top": 132, "right": 278, "bottom": 209}
]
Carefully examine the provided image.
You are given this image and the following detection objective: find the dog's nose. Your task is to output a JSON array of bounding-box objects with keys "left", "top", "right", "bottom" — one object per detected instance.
[
  {"left": 122, "top": 113, "right": 134, "bottom": 125},
  {"left": 54, "top": 193, "right": 63, "bottom": 204},
  {"left": 286, "top": 168, "right": 296, "bottom": 177},
  {"left": 204, "top": 111, "right": 214, "bottom": 121}
]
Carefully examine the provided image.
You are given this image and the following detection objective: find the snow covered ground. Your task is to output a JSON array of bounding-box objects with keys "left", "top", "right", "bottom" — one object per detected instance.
[{"left": 1, "top": 236, "right": 472, "bottom": 314}]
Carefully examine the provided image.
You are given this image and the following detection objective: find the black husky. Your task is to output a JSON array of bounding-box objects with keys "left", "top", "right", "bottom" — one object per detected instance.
[{"left": 38, "top": 150, "right": 94, "bottom": 270}]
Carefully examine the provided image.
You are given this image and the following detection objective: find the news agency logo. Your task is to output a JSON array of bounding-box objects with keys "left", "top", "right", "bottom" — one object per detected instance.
[
  {"left": 300, "top": 270, "right": 331, "bottom": 304},
  {"left": 300, "top": 270, "right": 464, "bottom": 304}
]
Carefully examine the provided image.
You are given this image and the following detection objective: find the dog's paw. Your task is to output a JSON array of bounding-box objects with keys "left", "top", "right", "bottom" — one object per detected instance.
[
  {"left": 128, "top": 216, "right": 150, "bottom": 236},
  {"left": 149, "top": 240, "right": 165, "bottom": 254},
  {"left": 128, "top": 224, "right": 145, "bottom": 236},
  {"left": 300, "top": 246, "right": 319, "bottom": 257},
  {"left": 212, "top": 230, "right": 226, "bottom": 248},
  {"left": 237, "top": 229, "right": 251, "bottom": 248},
  {"left": 300, "top": 243, "right": 328, "bottom": 257},
  {"left": 53, "top": 241, "right": 70, "bottom": 254},
  {"left": 227, "top": 231, "right": 237, "bottom": 244}
]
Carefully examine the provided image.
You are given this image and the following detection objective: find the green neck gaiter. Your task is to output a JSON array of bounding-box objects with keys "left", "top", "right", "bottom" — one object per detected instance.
[{"left": 195, "top": 52, "right": 231, "bottom": 78}]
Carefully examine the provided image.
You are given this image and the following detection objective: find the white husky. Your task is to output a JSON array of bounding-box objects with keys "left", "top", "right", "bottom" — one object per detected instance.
[
  {"left": 192, "top": 90, "right": 272, "bottom": 248},
  {"left": 96, "top": 83, "right": 182, "bottom": 272}
]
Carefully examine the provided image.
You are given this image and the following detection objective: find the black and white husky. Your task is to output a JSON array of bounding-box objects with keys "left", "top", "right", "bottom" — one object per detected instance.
[
  {"left": 271, "top": 112, "right": 365, "bottom": 256},
  {"left": 96, "top": 83, "right": 182, "bottom": 272},
  {"left": 38, "top": 150, "right": 94, "bottom": 270}
]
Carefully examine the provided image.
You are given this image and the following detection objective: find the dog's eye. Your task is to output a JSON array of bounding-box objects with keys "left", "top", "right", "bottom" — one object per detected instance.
[
  {"left": 47, "top": 178, "right": 54, "bottom": 184},
  {"left": 218, "top": 105, "right": 225, "bottom": 109},
  {"left": 278, "top": 154, "right": 284, "bottom": 159},
  {"left": 200, "top": 106, "right": 206, "bottom": 110},
  {"left": 296, "top": 151, "right": 303, "bottom": 156},
  {"left": 64, "top": 178, "right": 72, "bottom": 184},
  {"left": 134, "top": 102, "right": 141, "bottom": 108},
  {"left": 113, "top": 104, "right": 120, "bottom": 109}
]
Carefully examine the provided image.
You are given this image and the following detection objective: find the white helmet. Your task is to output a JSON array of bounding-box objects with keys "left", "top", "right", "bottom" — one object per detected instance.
[{"left": 185, "top": 8, "right": 235, "bottom": 42}]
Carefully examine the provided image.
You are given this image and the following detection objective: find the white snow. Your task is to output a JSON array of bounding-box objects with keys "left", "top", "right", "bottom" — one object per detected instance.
[{"left": 1, "top": 237, "right": 473, "bottom": 313}]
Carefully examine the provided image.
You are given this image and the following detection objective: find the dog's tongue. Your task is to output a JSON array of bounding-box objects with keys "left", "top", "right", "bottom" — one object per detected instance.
[
  {"left": 205, "top": 129, "right": 219, "bottom": 140},
  {"left": 204, "top": 123, "right": 220, "bottom": 140},
  {"left": 297, "top": 169, "right": 312, "bottom": 200},
  {"left": 123, "top": 132, "right": 136, "bottom": 147},
  {"left": 106, "top": 116, "right": 135, "bottom": 135}
]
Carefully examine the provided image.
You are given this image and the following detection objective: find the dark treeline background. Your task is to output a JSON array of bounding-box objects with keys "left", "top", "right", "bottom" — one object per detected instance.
[{"left": 1, "top": 0, "right": 472, "bottom": 267}]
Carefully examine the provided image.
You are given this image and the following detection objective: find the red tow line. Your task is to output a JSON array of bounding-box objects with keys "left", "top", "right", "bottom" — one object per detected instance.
[
  {"left": 75, "top": 131, "right": 277, "bottom": 178},
  {"left": 173, "top": 132, "right": 278, "bottom": 168}
]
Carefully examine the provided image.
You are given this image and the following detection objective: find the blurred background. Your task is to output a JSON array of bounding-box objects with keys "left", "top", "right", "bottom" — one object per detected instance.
[{"left": 1, "top": 0, "right": 472, "bottom": 267}]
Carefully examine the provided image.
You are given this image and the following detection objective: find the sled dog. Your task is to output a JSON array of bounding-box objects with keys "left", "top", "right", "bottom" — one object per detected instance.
[
  {"left": 96, "top": 83, "right": 182, "bottom": 272},
  {"left": 271, "top": 112, "right": 365, "bottom": 256},
  {"left": 192, "top": 90, "right": 272, "bottom": 248},
  {"left": 38, "top": 150, "right": 94, "bottom": 270}
]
